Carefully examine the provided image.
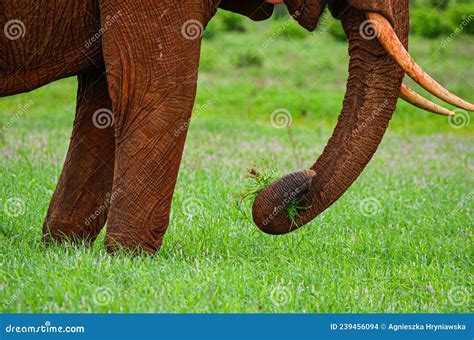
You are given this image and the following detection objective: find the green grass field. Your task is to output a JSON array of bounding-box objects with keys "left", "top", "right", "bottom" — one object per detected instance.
[{"left": 1, "top": 15, "right": 473, "bottom": 313}]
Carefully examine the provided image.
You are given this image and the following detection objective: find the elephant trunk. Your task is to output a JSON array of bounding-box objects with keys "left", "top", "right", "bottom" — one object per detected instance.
[{"left": 252, "top": 1, "right": 410, "bottom": 234}]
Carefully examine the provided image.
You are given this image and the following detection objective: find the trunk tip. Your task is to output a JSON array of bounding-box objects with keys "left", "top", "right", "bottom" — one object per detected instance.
[{"left": 252, "top": 169, "right": 316, "bottom": 234}]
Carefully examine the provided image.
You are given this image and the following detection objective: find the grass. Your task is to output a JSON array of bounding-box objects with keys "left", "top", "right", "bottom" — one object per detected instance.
[{"left": 1, "top": 15, "right": 473, "bottom": 313}]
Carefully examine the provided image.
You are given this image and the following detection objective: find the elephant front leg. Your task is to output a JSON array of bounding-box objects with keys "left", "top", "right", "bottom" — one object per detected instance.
[
  {"left": 43, "top": 68, "right": 115, "bottom": 243},
  {"left": 100, "top": 0, "right": 212, "bottom": 253},
  {"left": 104, "top": 90, "right": 194, "bottom": 253}
]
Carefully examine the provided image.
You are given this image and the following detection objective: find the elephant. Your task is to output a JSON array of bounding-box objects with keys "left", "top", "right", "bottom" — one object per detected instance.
[{"left": 1, "top": 0, "right": 472, "bottom": 254}]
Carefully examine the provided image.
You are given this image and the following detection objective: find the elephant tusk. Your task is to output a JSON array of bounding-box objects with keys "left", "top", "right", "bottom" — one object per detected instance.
[
  {"left": 400, "top": 84, "right": 455, "bottom": 116},
  {"left": 367, "top": 12, "right": 474, "bottom": 112}
]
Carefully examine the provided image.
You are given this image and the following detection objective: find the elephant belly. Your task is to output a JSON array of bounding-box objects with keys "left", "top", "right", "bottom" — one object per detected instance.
[{"left": 0, "top": 0, "right": 103, "bottom": 96}]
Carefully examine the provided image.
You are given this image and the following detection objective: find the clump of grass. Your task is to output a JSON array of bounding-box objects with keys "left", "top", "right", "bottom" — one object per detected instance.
[
  {"left": 286, "top": 198, "right": 301, "bottom": 227},
  {"left": 238, "top": 167, "right": 276, "bottom": 201},
  {"left": 235, "top": 167, "right": 309, "bottom": 226},
  {"left": 286, "top": 197, "right": 312, "bottom": 228},
  {"left": 234, "top": 167, "right": 276, "bottom": 221}
]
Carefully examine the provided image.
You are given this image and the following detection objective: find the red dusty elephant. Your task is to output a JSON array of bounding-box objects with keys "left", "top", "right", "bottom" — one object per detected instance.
[{"left": 0, "top": 0, "right": 472, "bottom": 254}]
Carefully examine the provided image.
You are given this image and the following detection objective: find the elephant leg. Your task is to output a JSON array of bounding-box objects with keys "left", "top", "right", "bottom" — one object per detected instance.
[
  {"left": 99, "top": 1, "right": 215, "bottom": 253},
  {"left": 43, "top": 68, "right": 115, "bottom": 243}
]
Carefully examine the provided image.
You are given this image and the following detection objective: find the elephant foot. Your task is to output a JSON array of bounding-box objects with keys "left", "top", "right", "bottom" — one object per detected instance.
[
  {"left": 104, "top": 222, "right": 165, "bottom": 255},
  {"left": 104, "top": 232, "right": 163, "bottom": 255},
  {"left": 42, "top": 216, "right": 104, "bottom": 245},
  {"left": 103, "top": 206, "right": 168, "bottom": 255},
  {"left": 42, "top": 171, "right": 114, "bottom": 246}
]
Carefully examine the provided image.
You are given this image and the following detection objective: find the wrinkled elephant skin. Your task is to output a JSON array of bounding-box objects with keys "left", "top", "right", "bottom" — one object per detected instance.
[{"left": 1, "top": 0, "right": 472, "bottom": 254}]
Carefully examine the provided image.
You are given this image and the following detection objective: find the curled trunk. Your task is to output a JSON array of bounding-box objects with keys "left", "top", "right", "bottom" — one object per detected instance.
[{"left": 253, "top": 0, "right": 410, "bottom": 233}]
